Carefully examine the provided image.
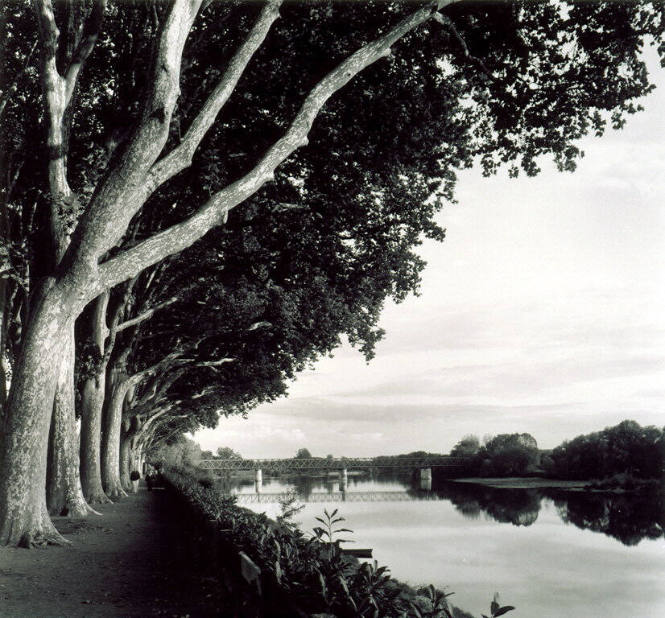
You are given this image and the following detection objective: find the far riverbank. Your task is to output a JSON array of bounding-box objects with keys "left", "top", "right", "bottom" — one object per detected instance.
[{"left": 452, "top": 477, "right": 591, "bottom": 489}]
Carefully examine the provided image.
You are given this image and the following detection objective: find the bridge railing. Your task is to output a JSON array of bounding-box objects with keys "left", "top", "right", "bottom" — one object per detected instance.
[{"left": 198, "top": 456, "right": 467, "bottom": 472}]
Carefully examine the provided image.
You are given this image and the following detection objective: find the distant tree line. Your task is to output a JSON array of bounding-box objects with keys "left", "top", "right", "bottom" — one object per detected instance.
[
  {"left": 448, "top": 420, "right": 665, "bottom": 481},
  {"left": 449, "top": 432, "right": 539, "bottom": 477},
  {"left": 543, "top": 420, "right": 664, "bottom": 481}
]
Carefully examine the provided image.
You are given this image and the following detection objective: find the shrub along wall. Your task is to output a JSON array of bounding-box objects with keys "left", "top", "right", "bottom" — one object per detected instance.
[{"left": 162, "top": 467, "right": 509, "bottom": 618}]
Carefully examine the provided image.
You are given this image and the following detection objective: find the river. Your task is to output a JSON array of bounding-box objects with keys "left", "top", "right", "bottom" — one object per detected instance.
[{"left": 219, "top": 472, "right": 665, "bottom": 617}]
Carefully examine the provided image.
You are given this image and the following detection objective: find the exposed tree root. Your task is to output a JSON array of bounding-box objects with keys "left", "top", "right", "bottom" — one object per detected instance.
[
  {"left": 14, "top": 514, "right": 72, "bottom": 548},
  {"left": 85, "top": 503, "right": 103, "bottom": 516},
  {"left": 59, "top": 500, "right": 102, "bottom": 518},
  {"left": 18, "top": 529, "right": 71, "bottom": 548},
  {"left": 105, "top": 484, "right": 128, "bottom": 501},
  {"left": 85, "top": 491, "right": 113, "bottom": 505}
]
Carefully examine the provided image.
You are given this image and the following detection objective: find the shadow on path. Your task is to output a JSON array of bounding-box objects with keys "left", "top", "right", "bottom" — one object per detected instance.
[{"left": 0, "top": 487, "right": 228, "bottom": 617}]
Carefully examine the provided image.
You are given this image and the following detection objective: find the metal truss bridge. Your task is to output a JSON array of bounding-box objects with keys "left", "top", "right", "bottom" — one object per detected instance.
[
  {"left": 235, "top": 491, "right": 446, "bottom": 504},
  {"left": 199, "top": 456, "right": 466, "bottom": 472}
]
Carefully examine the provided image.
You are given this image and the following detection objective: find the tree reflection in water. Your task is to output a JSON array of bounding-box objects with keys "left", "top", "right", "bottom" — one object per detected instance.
[
  {"left": 435, "top": 481, "right": 664, "bottom": 545},
  {"left": 435, "top": 482, "right": 540, "bottom": 527},
  {"left": 544, "top": 488, "right": 665, "bottom": 546}
]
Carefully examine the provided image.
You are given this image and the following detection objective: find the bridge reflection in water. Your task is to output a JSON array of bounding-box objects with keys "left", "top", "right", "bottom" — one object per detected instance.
[{"left": 235, "top": 490, "right": 442, "bottom": 504}]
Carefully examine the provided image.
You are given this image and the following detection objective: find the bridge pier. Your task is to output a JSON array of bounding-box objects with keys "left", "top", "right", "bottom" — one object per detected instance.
[
  {"left": 339, "top": 468, "right": 348, "bottom": 492},
  {"left": 419, "top": 467, "right": 432, "bottom": 491},
  {"left": 255, "top": 469, "right": 263, "bottom": 493}
]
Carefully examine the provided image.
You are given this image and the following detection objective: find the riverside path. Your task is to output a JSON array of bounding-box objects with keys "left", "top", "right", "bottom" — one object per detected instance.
[{"left": 0, "top": 486, "right": 230, "bottom": 617}]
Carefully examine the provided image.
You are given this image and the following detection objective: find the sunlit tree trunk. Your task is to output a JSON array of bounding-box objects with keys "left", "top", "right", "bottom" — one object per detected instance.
[
  {"left": 79, "top": 293, "right": 113, "bottom": 504},
  {"left": 101, "top": 362, "right": 130, "bottom": 500},
  {"left": 119, "top": 418, "right": 134, "bottom": 491},
  {"left": 47, "top": 325, "right": 99, "bottom": 517},
  {"left": 0, "top": 286, "right": 72, "bottom": 545}
]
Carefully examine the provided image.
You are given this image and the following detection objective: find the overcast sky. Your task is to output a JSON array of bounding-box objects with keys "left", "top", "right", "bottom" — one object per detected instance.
[{"left": 195, "top": 56, "right": 665, "bottom": 459}]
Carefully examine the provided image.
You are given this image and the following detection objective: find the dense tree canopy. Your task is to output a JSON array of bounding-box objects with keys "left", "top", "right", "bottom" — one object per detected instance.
[
  {"left": 546, "top": 420, "right": 664, "bottom": 480},
  {"left": 476, "top": 433, "right": 539, "bottom": 477},
  {"left": 450, "top": 434, "right": 481, "bottom": 458}
]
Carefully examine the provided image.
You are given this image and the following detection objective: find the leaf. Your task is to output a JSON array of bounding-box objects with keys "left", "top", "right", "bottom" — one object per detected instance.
[
  {"left": 494, "top": 606, "right": 516, "bottom": 617},
  {"left": 491, "top": 594, "right": 500, "bottom": 614},
  {"left": 338, "top": 575, "right": 357, "bottom": 611},
  {"left": 409, "top": 601, "right": 423, "bottom": 618},
  {"left": 317, "top": 570, "right": 327, "bottom": 598}
]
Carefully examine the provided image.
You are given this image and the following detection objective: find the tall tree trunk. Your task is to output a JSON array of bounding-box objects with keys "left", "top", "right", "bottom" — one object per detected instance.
[
  {"left": 119, "top": 420, "right": 133, "bottom": 491},
  {"left": 79, "top": 293, "right": 112, "bottom": 504},
  {"left": 101, "top": 370, "right": 130, "bottom": 500},
  {"left": 46, "top": 325, "right": 99, "bottom": 517},
  {"left": 0, "top": 286, "right": 72, "bottom": 546},
  {"left": 80, "top": 374, "right": 112, "bottom": 504},
  {"left": 0, "top": 278, "right": 8, "bottom": 416}
]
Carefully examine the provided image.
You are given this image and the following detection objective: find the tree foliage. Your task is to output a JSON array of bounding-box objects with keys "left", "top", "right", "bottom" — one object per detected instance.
[
  {"left": 546, "top": 420, "right": 664, "bottom": 480},
  {"left": 450, "top": 434, "right": 480, "bottom": 458},
  {"left": 476, "top": 433, "right": 539, "bottom": 477},
  {"left": 216, "top": 446, "right": 242, "bottom": 460}
]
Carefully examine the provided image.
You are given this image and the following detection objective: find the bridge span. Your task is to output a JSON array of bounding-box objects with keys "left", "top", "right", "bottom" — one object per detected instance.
[
  {"left": 235, "top": 491, "right": 445, "bottom": 504},
  {"left": 199, "top": 456, "right": 467, "bottom": 492},
  {"left": 198, "top": 456, "right": 466, "bottom": 472}
]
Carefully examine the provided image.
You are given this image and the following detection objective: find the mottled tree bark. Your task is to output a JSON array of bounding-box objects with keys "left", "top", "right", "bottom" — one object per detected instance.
[
  {"left": 101, "top": 364, "right": 130, "bottom": 500},
  {"left": 47, "top": 325, "right": 99, "bottom": 517},
  {"left": 0, "top": 288, "right": 72, "bottom": 545},
  {"left": 119, "top": 423, "right": 132, "bottom": 492},
  {"left": 79, "top": 293, "right": 112, "bottom": 504}
]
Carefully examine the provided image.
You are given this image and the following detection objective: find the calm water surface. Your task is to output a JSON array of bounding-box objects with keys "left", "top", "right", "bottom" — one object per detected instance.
[{"left": 220, "top": 473, "right": 665, "bottom": 617}]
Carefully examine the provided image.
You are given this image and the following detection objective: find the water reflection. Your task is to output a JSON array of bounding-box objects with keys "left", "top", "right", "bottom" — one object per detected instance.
[
  {"left": 435, "top": 482, "right": 541, "bottom": 527},
  {"left": 217, "top": 471, "right": 664, "bottom": 545},
  {"left": 435, "top": 482, "right": 665, "bottom": 544},
  {"left": 545, "top": 488, "right": 665, "bottom": 546}
]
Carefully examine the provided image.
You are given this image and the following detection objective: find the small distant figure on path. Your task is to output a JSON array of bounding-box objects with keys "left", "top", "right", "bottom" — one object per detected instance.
[
  {"left": 130, "top": 470, "right": 140, "bottom": 493},
  {"left": 146, "top": 471, "right": 154, "bottom": 491}
]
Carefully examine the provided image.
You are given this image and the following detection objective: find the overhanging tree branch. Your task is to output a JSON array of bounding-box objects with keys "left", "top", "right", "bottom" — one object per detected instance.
[
  {"left": 96, "top": 0, "right": 458, "bottom": 291},
  {"left": 32, "top": 0, "right": 107, "bottom": 260},
  {"left": 433, "top": 12, "right": 494, "bottom": 80},
  {"left": 69, "top": 0, "right": 204, "bottom": 267},
  {"left": 115, "top": 296, "right": 179, "bottom": 333},
  {"left": 63, "top": 0, "right": 107, "bottom": 104},
  {"left": 148, "top": 0, "right": 282, "bottom": 190}
]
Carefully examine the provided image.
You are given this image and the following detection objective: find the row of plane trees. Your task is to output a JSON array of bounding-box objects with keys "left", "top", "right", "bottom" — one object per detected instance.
[{"left": 1, "top": 0, "right": 664, "bottom": 546}]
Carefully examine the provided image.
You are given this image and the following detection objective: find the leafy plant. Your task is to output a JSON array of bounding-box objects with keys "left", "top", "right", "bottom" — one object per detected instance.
[
  {"left": 312, "top": 508, "right": 354, "bottom": 545},
  {"left": 277, "top": 490, "right": 305, "bottom": 531},
  {"left": 410, "top": 584, "right": 455, "bottom": 617},
  {"left": 482, "top": 593, "right": 515, "bottom": 618}
]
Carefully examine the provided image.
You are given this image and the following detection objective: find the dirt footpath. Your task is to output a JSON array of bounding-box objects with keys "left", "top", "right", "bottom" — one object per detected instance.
[{"left": 0, "top": 487, "right": 227, "bottom": 617}]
